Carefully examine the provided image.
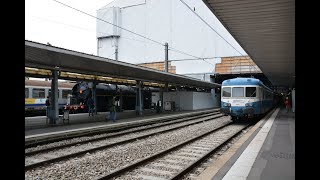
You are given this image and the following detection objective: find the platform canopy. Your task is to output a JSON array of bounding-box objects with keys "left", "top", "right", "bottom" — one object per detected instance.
[
  {"left": 25, "top": 40, "right": 220, "bottom": 89},
  {"left": 203, "top": 0, "right": 295, "bottom": 87}
]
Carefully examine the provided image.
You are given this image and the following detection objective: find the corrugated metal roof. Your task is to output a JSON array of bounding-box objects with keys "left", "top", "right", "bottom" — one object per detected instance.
[
  {"left": 25, "top": 40, "right": 220, "bottom": 89},
  {"left": 203, "top": 0, "right": 295, "bottom": 87}
]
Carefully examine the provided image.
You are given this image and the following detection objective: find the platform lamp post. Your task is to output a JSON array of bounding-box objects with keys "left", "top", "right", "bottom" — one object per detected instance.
[
  {"left": 164, "top": 42, "right": 169, "bottom": 91},
  {"left": 160, "top": 43, "right": 169, "bottom": 113},
  {"left": 165, "top": 42, "right": 169, "bottom": 73}
]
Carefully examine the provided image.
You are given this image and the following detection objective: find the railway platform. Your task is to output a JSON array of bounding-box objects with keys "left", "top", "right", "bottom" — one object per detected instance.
[
  {"left": 197, "top": 107, "right": 295, "bottom": 180},
  {"left": 25, "top": 109, "right": 163, "bottom": 131}
]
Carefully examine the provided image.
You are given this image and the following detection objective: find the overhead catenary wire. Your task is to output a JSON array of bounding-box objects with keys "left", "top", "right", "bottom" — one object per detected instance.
[
  {"left": 169, "top": 57, "right": 217, "bottom": 62},
  {"left": 53, "top": 0, "right": 164, "bottom": 46},
  {"left": 29, "top": 14, "right": 157, "bottom": 45},
  {"left": 168, "top": 56, "right": 235, "bottom": 62},
  {"left": 178, "top": 0, "right": 245, "bottom": 56},
  {"left": 169, "top": 47, "right": 201, "bottom": 60},
  {"left": 178, "top": 0, "right": 261, "bottom": 73},
  {"left": 169, "top": 48, "right": 215, "bottom": 66}
]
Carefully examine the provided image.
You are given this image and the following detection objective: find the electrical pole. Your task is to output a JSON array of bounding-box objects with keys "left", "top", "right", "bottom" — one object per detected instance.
[
  {"left": 165, "top": 42, "right": 168, "bottom": 72},
  {"left": 165, "top": 42, "right": 169, "bottom": 91}
]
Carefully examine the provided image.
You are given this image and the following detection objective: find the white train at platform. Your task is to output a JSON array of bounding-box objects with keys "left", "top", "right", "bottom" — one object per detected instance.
[
  {"left": 220, "top": 77, "right": 279, "bottom": 121},
  {"left": 25, "top": 80, "right": 74, "bottom": 115}
]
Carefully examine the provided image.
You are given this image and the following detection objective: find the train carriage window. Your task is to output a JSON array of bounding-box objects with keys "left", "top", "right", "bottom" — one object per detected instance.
[
  {"left": 32, "top": 88, "right": 45, "bottom": 98},
  {"left": 62, "top": 90, "right": 72, "bottom": 98},
  {"left": 232, "top": 87, "right": 244, "bottom": 97},
  {"left": 222, "top": 87, "right": 231, "bottom": 97},
  {"left": 25, "top": 88, "right": 29, "bottom": 98},
  {"left": 48, "top": 89, "right": 59, "bottom": 98},
  {"left": 246, "top": 87, "right": 256, "bottom": 97}
]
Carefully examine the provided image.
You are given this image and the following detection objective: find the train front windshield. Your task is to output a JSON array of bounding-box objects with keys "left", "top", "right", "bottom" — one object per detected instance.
[
  {"left": 222, "top": 87, "right": 257, "bottom": 98},
  {"left": 222, "top": 87, "right": 231, "bottom": 97},
  {"left": 232, "top": 87, "right": 244, "bottom": 97},
  {"left": 246, "top": 87, "right": 256, "bottom": 97}
]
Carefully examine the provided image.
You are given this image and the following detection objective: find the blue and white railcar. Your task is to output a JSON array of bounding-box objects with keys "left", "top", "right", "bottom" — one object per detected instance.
[{"left": 220, "top": 77, "right": 273, "bottom": 120}]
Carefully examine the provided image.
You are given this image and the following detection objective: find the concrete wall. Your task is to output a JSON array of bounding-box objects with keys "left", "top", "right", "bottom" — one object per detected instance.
[
  {"left": 152, "top": 91, "right": 218, "bottom": 110},
  {"left": 193, "top": 92, "right": 215, "bottom": 110},
  {"left": 181, "top": 72, "right": 221, "bottom": 108},
  {"left": 171, "top": 91, "right": 193, "bottom": 111}
]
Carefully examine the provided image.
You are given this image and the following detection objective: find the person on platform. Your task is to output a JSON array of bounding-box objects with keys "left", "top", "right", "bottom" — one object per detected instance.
[
  {"left": 87, "top": 97, "right": 94, "bottom": 116},
  {"left": 105, "top": 96, "right": 117, "bottom": 122},
  {"left": 45, "top": 96, "right": 50, "bottom": 117},
  {"left": 110, "top": 96, "right": 117, "bottom": 122},
  {"left": 284, "top": 97, "right": 290, "bottom": 113}
]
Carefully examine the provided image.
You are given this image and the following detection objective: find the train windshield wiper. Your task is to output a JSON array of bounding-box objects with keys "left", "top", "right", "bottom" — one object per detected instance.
[{"left": 250, "top": 90, "right": 256, "bottom": 97}]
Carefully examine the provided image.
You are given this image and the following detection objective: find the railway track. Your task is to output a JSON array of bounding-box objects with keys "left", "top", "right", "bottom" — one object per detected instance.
[
  {"left": 25, "top": 112, "right": 224, "bottom": 171},
  {"left": 26, "top": 111, "right": 220, "bottom": 156},
  {"left": 25, "top": 109, "right": 219, "bottom": 148},
  {"left": 97, "top": 123, "right": 249, "bottom": 180}
]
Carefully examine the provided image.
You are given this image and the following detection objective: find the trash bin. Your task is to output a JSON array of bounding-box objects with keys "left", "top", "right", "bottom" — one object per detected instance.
[
  {"left": 46, "top": 107, "right": 50, "bottom": 125},
  {"left": 62, "top": 109, "right": 70, "bottom": 124}
]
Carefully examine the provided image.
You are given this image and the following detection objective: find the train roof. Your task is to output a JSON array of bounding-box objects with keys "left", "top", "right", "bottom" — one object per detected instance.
[
  {"left": 25, "top": 79, "right": 75, "bottom": 88},
  {"left": 222, "top": 77, "right": 273, "bottom": 92},
  {"left": 222, "top": 77, "right": 263, "bottom": 86}
]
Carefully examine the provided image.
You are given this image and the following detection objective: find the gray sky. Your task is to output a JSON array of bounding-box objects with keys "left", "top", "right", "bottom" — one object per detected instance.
[
  {"left": 26, "top": 0, "right": 114, "bottom": 55},
  {"left": 25, "top": 0, "right": 246, "bottom": 68}
]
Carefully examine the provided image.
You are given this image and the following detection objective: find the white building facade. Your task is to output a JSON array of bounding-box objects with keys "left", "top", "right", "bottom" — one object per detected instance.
[{"left": 96, "top": 0, "right": 245, "bottom": 74}]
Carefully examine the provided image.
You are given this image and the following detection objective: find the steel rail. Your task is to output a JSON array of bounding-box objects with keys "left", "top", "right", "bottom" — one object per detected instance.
[
  {"left": 25, "top": 113, "right": 224, "bottom": 171},
  {"left": 25, "top": 109, "right": 218, "bottom": 148},
  {"left": 25, "top": 112, "right": 219, "bottom": 156},
  {"left": 95, "top": 122, "right": 233, "bottom": 180}
]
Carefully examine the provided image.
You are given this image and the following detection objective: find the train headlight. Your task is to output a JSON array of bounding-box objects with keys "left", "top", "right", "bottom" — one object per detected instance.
[
  {"left": 224, "top": 103, "right": 231, "bottom": 107},
  {"left": 245, "top": 103, "right": 253, "bottom": 107}
]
